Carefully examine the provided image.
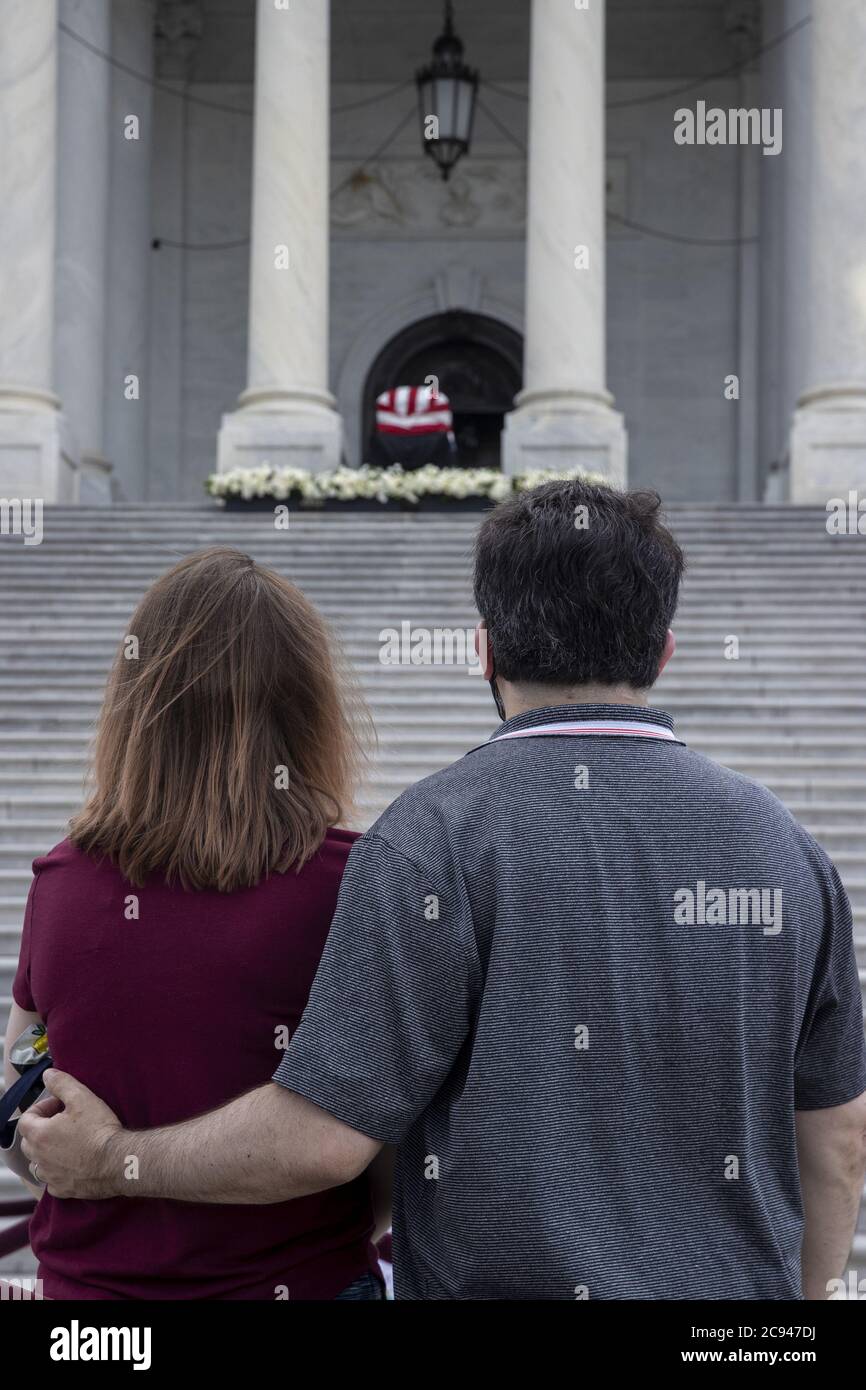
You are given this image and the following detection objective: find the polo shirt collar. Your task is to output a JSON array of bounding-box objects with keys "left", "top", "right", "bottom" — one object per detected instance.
[{"left": 487, "top": 702, "right": 679, "bottom": 743}]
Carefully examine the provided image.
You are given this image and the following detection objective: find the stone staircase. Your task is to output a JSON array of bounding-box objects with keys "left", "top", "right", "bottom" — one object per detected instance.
[{"left": 2, "top": 502, "right": 865, "bottom": 1284}]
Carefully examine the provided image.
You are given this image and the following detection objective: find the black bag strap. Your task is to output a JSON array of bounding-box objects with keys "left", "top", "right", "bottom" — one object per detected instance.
[{"left": 0, "top": 1057, "right": 52, "bottom": 1148}]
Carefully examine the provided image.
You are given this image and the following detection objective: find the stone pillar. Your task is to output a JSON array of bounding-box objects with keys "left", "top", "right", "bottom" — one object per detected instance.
[
  {"left": 502, "top": 0, "right": 626, "bottom": 482},
  {"left": 55, "top": 0, "right": 113, "bottom": 503},
  {"left": 789, "top": 0, "right": 866, "bottom": 500},
  {"left": 759, "top": 0, "right": 812, "bottom": 500},
  {"left": 735, "top": 63, "right": 761, "bottom": 502},
  {"left": 728, "top": 3, "right": 762, "bottom": 502},
  {"left": 148, "top": 2, "right": 203, "bottom": 501},
  {"left": 0, "top": 0, "right": 73, "bottom": 500},
  {"left": 103, "top": 0, "right": 156, "bottom": 502},
  {"left": 217, "top": 0, "right": 342, "bottom": 475},
  {"left": 760, "top": 1, "right": 804, "bottom": 498}
]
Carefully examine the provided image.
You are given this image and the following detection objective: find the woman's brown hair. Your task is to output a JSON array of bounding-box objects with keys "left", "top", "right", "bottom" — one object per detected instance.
[{"left": 69, "top": 547, "right": 366, "bottom": 891}]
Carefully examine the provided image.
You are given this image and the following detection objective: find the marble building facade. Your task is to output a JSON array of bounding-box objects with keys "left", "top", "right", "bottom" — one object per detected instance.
[{"left": 0, "top": 0, "right": 864, "bottom": 504}]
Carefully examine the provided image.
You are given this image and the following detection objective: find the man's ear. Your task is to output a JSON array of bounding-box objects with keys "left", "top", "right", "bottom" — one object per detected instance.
[
  {"left": 657, "top": 628, "right": 676, "bottom": 678},
  {"left": 475, "top": 621, "right": 494, "bottom": 680}
]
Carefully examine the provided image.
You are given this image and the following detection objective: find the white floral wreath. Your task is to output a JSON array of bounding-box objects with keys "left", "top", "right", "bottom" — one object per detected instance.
[{"left": 206, "top": 463, "right": 607, "bottom": 504}]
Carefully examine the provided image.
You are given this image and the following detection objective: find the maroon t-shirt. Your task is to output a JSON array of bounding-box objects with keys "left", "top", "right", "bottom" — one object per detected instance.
[{"left": 12, "top": 831, "right": 380, "bottom": 1300}]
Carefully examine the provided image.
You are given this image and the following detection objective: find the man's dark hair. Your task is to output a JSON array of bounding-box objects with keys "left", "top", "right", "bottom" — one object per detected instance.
[{"left": 473, "top": 480, "right": 685, "bottom": 690}]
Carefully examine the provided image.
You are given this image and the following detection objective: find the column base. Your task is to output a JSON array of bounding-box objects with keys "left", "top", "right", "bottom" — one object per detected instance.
[
  {"left": 0, "top": 402, "right": 77, "bottom": 502},
  {"left": 789, "top": 388, "right": 866, "bottom": 501},
  {"left": 76, "top": 453, "right": 114, "bottom": 505},
  {"left": 502, "top": 397, "right": 628, "bottom": 485},
  {"left": 217, "top": 402, "right": 343, "bottom": 476}
]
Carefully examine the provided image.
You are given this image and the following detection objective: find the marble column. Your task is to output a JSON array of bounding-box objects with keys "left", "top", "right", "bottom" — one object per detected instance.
[
  {"left": 103, "top": 0, "right": 156, "bottom": 502},
  {"left": 55, "top": 0, "right": 113, "bottom": 503},
  {"left": 0, "top": 0, "right": 73, "bottom": 500},
  {"left": 502, "top": 0, "right": 626, "bottom": 482},
  {"left": 731, "top": 7, "right": 762, "bottom": 504},
  {"left": 148, "top": 2, "right": 204, "bottom": 501},
  {"left": 789, "top": 0, "right": 866, "bottom": 500},
  {"left": 217, "top": 0, "right": 342, "bottom": 475},
  {"left": 759, "top": 0, "right": 812, "bottom": 499}
]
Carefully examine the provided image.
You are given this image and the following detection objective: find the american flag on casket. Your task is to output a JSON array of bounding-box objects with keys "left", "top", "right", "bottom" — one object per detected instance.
[{"left": 375, "top": 385, "right": 453, "bottom": 436}]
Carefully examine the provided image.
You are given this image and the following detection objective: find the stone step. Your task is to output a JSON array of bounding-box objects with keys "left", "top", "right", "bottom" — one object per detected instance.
[
  {"left": 4, "top": 558, "right": 864, "bottom": 575},
  {"left": 6, "top": 570, "right": 861, "bottom": 592},
  {"left": 1, "top": 565, "right": 863, "bottom": 583},
  {"left": 1, "top": 532, "right": 857, "bottom": 550},
  {"left": 0, "top": 557, "right": 857, "bottom": 574},
  {"left": 0, "top": 516, "right": 849, "bottom": 537},
  {"left": 2, "top": 567, "right": 865, "bottom": 585},
  {"left": 0, "top": 776, "right": 863, "bottom": 839},
  {"left": 4, "top": 600, "right": 828, "bottom": 615},
  {"left": 8, "top": 532, "right": 846, "bottom": 548},
  {"left": 0, "top": 508, "right": 845, "bottom": 527},
  {"left": 3, "top": 791, "right": 866, "bottom": 834},
  {"left": 1, "top": 758, "right": 866, "bottom": 812},
  {"left": 6, "top": 672, "right": 866, "bottom": 696},
  {"left": 1, "top": 736, "right": 864, "bottom": 763},
  {"left": 4, "top": 671, "right": 866, "bottom": 695},
  {"left": 0, "top": 756, "right": 88, "bottom": 775},
  {"left": 1, "top": 763, "right": 866, "bottom": 821},
  {"left": 2, "top": 692, "right": 866, "bottom": 716},
  {"left": 5, "top": 823, "right": 842, "bottom": 856},
  {"left": 0, "top": 557, "right": 856, "bottom": 574},
  {"left": 11, "top": 530, "right": 845, "bottom": 541},
  {"left": 3, "top": 740, "right": 862, "bottom": 769},
  {"left": 0, "top": 703, "right": 865, "bottom": 731},
  {"left": 1, "top": 646, "right": 864, "bottom": 673},
  {"left": 7, "top": 547, "right": 855, "bottom": 559},
  {"left": 1, "top": 605, "right": 862, "bottom": 622},
  {"left": 0, "top": 523, "right": 851, "bottom": 541},
  {"left": 6, "top": 517, "right": 847, "bottom": 530},
  {"left": 0, "top": 507, "right": 846, "bottom": 523}
]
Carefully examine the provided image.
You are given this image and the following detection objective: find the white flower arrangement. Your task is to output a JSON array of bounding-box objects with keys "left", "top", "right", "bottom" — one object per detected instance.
[{"left": 206, "top": 463, "right": 608, "bottom": 504}]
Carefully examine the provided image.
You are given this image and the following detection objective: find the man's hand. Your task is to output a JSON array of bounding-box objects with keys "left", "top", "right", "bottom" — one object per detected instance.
[
  {"left": 18, "top": 1069, "right": 125, "bottom": 1200},
  {"left": 16, "top": 1075, "right": 381, "bottom": 1206}
]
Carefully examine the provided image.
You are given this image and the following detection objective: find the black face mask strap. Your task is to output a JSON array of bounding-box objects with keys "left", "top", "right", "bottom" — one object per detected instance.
[{"left": 489, "top": 661, "right": 507, "bottom": 723}]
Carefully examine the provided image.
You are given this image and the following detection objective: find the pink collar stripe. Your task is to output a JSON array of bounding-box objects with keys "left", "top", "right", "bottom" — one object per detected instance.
[{"left": 494, "top": 719, "right": 677, "bottom": 742}]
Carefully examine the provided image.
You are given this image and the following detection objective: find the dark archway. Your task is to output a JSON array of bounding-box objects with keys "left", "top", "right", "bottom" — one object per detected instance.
[{"left": 362, "top": 312, "right": 523, "bottom": 470}]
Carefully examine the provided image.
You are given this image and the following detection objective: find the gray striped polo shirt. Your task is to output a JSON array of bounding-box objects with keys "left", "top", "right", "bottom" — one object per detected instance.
[{"left": 273, "top": 703, "right": 866, "bottom": 1300}]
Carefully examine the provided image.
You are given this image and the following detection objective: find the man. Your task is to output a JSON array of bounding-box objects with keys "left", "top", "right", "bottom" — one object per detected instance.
[{"left": 20, "top": 481, "right": 866, "bottom": 1299}]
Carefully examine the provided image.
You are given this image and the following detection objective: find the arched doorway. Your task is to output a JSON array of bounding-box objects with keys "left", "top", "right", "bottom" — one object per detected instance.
[{"left": 362, "top": 312, "right": 523, "bottom": 470}]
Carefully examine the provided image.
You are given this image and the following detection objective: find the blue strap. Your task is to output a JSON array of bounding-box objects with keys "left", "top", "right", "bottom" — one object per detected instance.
[{"left": 0, "top": 1056, "right": 52, "bottom": 1148}]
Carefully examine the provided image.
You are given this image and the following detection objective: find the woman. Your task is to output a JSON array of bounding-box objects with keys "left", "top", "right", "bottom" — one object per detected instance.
[{"left": 3, "top": 547, "right": 388, "bottom": 1299}]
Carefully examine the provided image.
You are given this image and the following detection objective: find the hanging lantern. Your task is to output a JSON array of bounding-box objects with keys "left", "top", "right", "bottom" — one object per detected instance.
[{"left": 416, "top": 2, "right": 479, "bottom": 181}]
